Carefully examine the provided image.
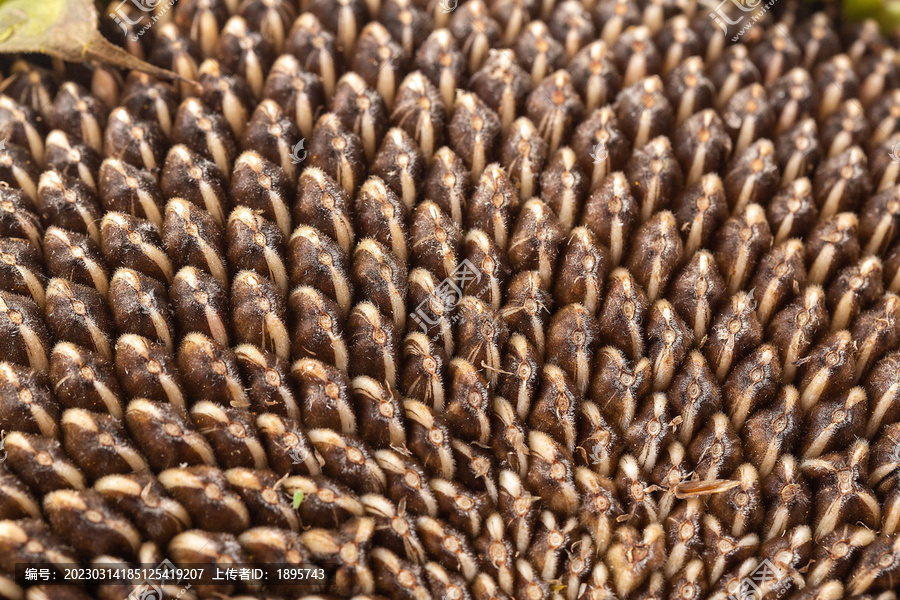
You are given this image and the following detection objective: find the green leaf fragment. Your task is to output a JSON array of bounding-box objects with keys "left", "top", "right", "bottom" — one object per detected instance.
[
  {"left": 0, "top": 0, "right": 191, "bottom": 83},
  {"left": 292, "top": 490, "right": 304, "bottom": 509}
]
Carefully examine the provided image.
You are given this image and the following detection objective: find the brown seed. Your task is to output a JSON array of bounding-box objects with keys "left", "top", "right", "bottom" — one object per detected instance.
[
  {"left": 819, "top": 100, "right": 868, "bottom": 159},
  {"left": 813, "top": 146, "right": 871, "bottom": 221},
  {"left": 1, "top": 431, "right": 85, "bottom": 493},
  {"left": 672, "top": 173, "right": 728, "bottom": 260},
  {"left": 162, "top": 198, "right": 227, "bottom": 286},
  {"left": 667, "top": 350, "right": 723, "bottom": 446},
  {"left": 767, "top": 285, "right": 829, "bottom": 382},
  {"left": 508, "top": 199, "right": 564, "bottom": 287},
  {"left": 801, "top": 439, "right": 881, "bottom": 537},
  {"left": 0, "top": 188, "right": 43, "bottom": 252},
  {"left": 120, "top": 72, "right": 178, "bottom": 139},
  {"left": 723, "top": 139, "right": 779, "bottom": 214},
  {"left": 170, "top": 266, "right": 231, "bottom": 347},
  {"left": 604, "top": 524, "right": 666, "bottom": 597},
  {"left": 160, "top": 144, "right": 231, "bottom": 227},
  {"left": 60, "top": 408, "right": 147, "bottom": 481},
  {"left": 859, "top": 185, "right": 900, "bottom": 257},
  {"left": 262, "top": 55, "right": 323, "bottom": 140},
  {"left": 368, "top": 546, "right": 426, "bottom": 600},
  {"left": 870, "top": 133, "right": 900, "bottom": 193},
  {"left": 713, "top": 203, "right": 773, "bottom": 296},
  {"left": 0, "top": 238, "right": 45, "bottom": 308},
  {"left": 415, "top": 30, "right": 466, "bottom": 110},
  {"left": 44, "top": 279, "right": 113, "bottom": 363},
  {"left": 527, "top": 510, "right": 577, "bottom": 581},
  {"left": 699, "top": 514, "right": 759, "bottom": 584},
  {"left": 103, "top": 108, "right": 166, "bottom": 171},
  {"left": 93, "top": 473, "right": 191, "bottom": 548},
  {"left": 0, "top": 361, "right": 57, "bottom": 438},
  {"left": 43, "top": 489, "right": 141, "bottom": 560},
  {"left": 614, "top": 76, "right": 673, "bottom": 150},
  {"left": 400, "top": 331, "right": 448, "bottom": 412},
  {"left": 850, "top": 293, "right": 900, "bottom": 382},
  {"left": 256, "top": 413, "right": 321, "bottom": 477},
  {"left": 352, "top": 22, "right": 407, "bottom": 109},
  {"left": 470, "top": 49, "right": 533, "bottom": 134},
  {"left": 443, "top": 359, "right": 492, "bottom": 448},
  {"left": 408, "top": 268, "right": 456, "bottom": 356},
  {"left": 704, "top": 291, "right": 763, "bottom": 382},
  {"left": 97, "top": 158, "right": 164, "bottom": 227},
  {"left": 569, "top": 41, "right": 622, "bottom": 114},
  {"left": 775, "top": 118, "right": 820, "bottom": 186},
  {"left": 581, "top": 172, "right": 638, "bottom": 267},
  {"left": 767, "top": 68, "right": 816, "bottom": 134},
  {"left": 540, "top": 147, "right": 589, "bottom": 235},
  {"left": 352, "top": 376, "right": 406, "bottom": 450},
  {"left": 570, "top": 107, "right": 630, "bottom": 194},
  {"left": 525, "top": 364, "right": 580, "bottom": 455},
  {"left": 588, "top": 345, "right": 651, "bottom": 433},
  {"left": 489, "top": 395, "right": 529, "bottom": 480},
  {"left": 354, "top": 176, "right": 409, "bottom": 265},
  {"left": 404, "top": 399, "right": 455, "bottom": 479},
  {"left": 226, "top": 207, "right": 288, "bottom": 298},
  {"left": 177, "top": 332, "right": 249, "bottom": 409},
  {"left": 688, "top": 412, "right": 743, "bottom": 481},
  {"left": 526, "top": 70, "right": 584, "bottom": 154},
  {"left": 801, "top": 386, "right": 867, "bottom": 459},
  {"left": 307, "top": 112, "right": 366, "bottom": 197},
  {"left": 149, "top": 23, "right": 201, "bottom": 97},
  {"left": 229, "top": 150, "right": 294, "bottom": 238},
  {"left": 709, "top": 463, "right": 764, "bottom": 538},
  {"left": 461, "top": 229, "right": 509, "bottom": 311},
  {"left": 108, "top": 268, "right": 175, "bottom": 352},
  {"left": 553, "top": 227, "right": 608, "bottom": 315},
  {"left": 231, "top": 270, "right": 290, "bottom": 360},
  {"left": 294, "top": 167, "right": 355, "bottom": 254},
  {"left": 577, "top": 401, "right": 622, "bottom": 478},
  {"left": 597, "top": 268, "right": 648, "bottom": 361},
  {"left": 234, "top": 344, "right": 299, "bottom": 423},
  {"left": 370, "top": 127, "right": 427, "bottom": 211},
  {"left": 347, "top": 302, "right": 400, "bottom": 388},
  {"left": 707, "top": 45, "right": 760, "bottom": 110},
  {"left": 50, "top": 341, "right": 123, "bottom": 418},
  {"left": 376, "top": 449, "right": 438, "bottom": 517},
  {"left": 216, "top": 16, "right": 275, "bottom": 99},
  {"left": 806, "top": 524, "right": 876, "bottom": 587},
  {"left": 123, "top": 383, "right": 201, "bottom": 455},
  {"left": 308, "top": 428, "right": 386, "bottom": 495},
  {"left": 198, "top": 59, "right": 254, "bottom": 140},
  {"left": 722, "top": 83, "right": 775, "bottom": 155},
  {"left": 498, "top": 470, "right": 539, "bottom": 555},
  {"left": 100, "top": 211, "right": 174, "bottom": 285},
  {"left": 158, "top": 465, "right": 250, "bottom": 534},
  {"left": 115, "top": 334, "right": 186, "bottom": 412},
  {"left": 673, "top": 109, "right": 732, "bottom": 186},
  {"left": 284, "top": 11, "right": 344, "bottom": 98},
  {"left": 190, "top": 401, "right": 268, "bottom": 470},
  {"left": 44, "top": 130, "right": 101, "bottom": 193},
  {"left": 36, "top": 170, "right": 102, "bottom": 243},
  {"left": 864, "top": 352, "right": 900, "bottom": 439},
  {"left": 172, "top": 97, "right": 238, "bottom": 183},
  {"left": 624, "top": 392, "right": 677, "bottom": 472},
  {"left": 747, "top": 239, "right": 807, "bottom": 328},
  {"left": 287, "top": 226, "right": 353, "bottom": 316},
  {"left": 526, "top": 431, "right": 577, "bottom": 517},
  {"left": 500, "top": 117, "right": 547, "bottom": 202},
  {"left": 48, "top": 82, "right": 109, "bottom": 153}
]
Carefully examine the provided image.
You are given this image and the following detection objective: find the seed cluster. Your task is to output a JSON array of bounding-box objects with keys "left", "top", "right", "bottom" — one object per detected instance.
[{"left": 2, "top": 0, "right": 900, "bottom": 598}]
